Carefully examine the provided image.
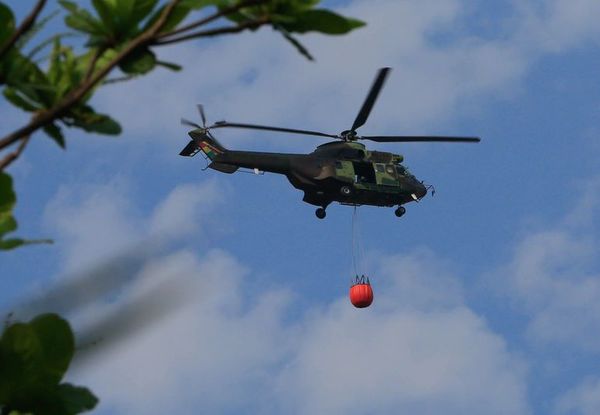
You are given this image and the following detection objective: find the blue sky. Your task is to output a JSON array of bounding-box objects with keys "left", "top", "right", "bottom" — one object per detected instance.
[{"left": 3, "top": 0, "right": 600, "bottom": 414}]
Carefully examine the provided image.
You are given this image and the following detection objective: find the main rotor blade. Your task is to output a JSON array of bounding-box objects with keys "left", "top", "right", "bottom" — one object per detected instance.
[
  {"left": 196, "top": 104, "right": 207, "bottom": 127},
  {"left": 181, "top": 118, "right": 201, "bottom": 129},
  {"left": 362, "top": 135, "right": 481, "bottom": 143},
  {"left": 351, "top": 67, "right": 391, "bottom": 132},
  {"left": 209, "top": 121, "right": 339, "bottom": 139}
]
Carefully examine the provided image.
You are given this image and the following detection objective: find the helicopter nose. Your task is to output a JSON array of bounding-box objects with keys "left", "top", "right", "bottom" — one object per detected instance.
[
  {"left": 417, "top": 182, "right": 427, "bottom": 198},
  {"left": 411, "top": 181, "right": 427, "bottom": 200}
]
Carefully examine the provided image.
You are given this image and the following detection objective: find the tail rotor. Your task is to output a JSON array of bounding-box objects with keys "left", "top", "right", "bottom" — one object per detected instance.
[{"left": 180, "top": 103, "right": 209, "bottom": 131}]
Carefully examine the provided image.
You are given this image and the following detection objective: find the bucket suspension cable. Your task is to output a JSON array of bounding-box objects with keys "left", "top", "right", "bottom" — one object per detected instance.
[{"left": 351, "top": 206, "right": 366, "bottom": 279}]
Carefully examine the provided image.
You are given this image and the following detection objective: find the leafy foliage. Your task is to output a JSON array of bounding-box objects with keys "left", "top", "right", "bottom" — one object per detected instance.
[
  {"left": 2, "top": 0, "right": 363, "bottom": 150},
  {"left": 220, "top": 0, "right": 365, "bottom": 56},
  {"left": 0, "top": 314, "right": 98, "bottom": 414},
  {"left": 0, "top": 0, "right": 364, "bottom": 249},
  {"left": 0, "top": 2, "right": 15, "bottom": 47}
]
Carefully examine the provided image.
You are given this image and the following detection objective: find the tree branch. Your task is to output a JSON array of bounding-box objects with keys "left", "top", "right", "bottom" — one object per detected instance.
[
  {"left": 0, "top": 0, "right": 182, "bottom": 170},
  {"left": 155, "top": 0, "right": 268, "bottom": 40},
  {"left": 0, "top": 133, "right": 32, "bottom": 171},
  {"left": 0, "top": 0, "right": 47, "bottom": 61},
  {"left": 154, "top": 18, "right": 271, "bottom": 46}
]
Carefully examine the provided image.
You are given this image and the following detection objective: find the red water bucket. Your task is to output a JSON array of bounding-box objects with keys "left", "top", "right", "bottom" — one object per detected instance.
[{"left": 349, "top": 275, "right": 373, "bottom": 308}]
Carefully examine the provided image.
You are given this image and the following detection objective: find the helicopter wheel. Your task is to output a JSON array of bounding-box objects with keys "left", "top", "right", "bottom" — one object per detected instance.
[
  {"left": 315, "top": 207, "right": 327, "bottom": 219},
  {"left": 394, "top": 206, "right": 406, "bottom": 217},
  {"left": 340, "top": 186, "right": 352, "bottom": 196}
]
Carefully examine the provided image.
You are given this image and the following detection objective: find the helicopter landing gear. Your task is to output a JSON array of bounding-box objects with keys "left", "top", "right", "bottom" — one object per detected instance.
[
  {"left": 340, "top": 186, "right": 352, "bottom": 196},
  {"left": 394, "top": 206, "right": 406, "bottom": 217},
  {"left": 315, "top": 207, "right": 327, "bottom": 219}
]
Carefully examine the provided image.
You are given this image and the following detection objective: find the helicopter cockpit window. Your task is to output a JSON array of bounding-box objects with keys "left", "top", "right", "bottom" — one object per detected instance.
[
  {"left": 396, "top": 165, "right": 407, "bottom": 176},
  {"left": 375, "top": 164, "right": 385, "bottom": 173},
  {"left": 386, "top": 165, "right": 395, "bottom": 175}
]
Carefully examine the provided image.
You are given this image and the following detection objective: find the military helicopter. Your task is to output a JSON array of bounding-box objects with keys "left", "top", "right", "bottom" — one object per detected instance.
[{"left": 180, "top": 68, "right": 480, "bottom": 219}]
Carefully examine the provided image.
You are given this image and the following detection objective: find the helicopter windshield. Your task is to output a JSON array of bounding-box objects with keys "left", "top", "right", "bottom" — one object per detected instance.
[{"left": 395, "top": 164, "right": 412, "bottom": 177}]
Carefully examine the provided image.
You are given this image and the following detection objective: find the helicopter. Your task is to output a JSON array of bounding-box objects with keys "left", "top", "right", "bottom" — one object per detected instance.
[{"left": 179, "top": 68, "right": 480, "bottom": 219}]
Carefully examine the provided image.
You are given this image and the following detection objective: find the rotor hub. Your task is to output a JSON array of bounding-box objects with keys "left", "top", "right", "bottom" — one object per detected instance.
[{"left": 340, "top": 130, "right": 359, "bottom": 141}]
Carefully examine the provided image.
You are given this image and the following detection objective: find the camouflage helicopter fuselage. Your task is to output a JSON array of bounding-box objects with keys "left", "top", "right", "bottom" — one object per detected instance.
[{"left": 183, "top": 130, "right": 427, "bottom": 216}]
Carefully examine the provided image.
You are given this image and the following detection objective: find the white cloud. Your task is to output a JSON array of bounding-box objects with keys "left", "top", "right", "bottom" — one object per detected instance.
[
  {"left": 44, "top": 179, "right": 141, "bottom": 272},
  {"left": 149, "top": 178, "right": 228, "bottom": 237},
  {"left": 367, "top": 248, "right": 465, "bottom": 311},
  {"left": 274, "top": 304, "right": 529, "bottom": 415},
  {"left": 67, "top": 246, "right": 530, "bottom": 415},
  {"left": 44, "top": 178, "right": 227, "bottom": 273},
  {"left": 556, "top": 377, "right": 600, "bottom": 415},
  {"left": 514, "top": 0, "right": 600, "bottom": 53},
  {"left": 71, "top": 249, "right": 294, "bottom": 415},
  {"left": 491, "top": 179, "right": 600, "bottom": 351}
]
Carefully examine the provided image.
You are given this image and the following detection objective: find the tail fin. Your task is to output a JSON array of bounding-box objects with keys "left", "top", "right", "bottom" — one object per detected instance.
[{"left": 179, "top": 130, "right": 226, "bottom": 159}]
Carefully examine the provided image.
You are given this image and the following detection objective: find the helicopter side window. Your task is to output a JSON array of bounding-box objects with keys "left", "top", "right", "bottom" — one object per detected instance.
[
  {"left": 353, "top": 162, "right": 376, "bottom": 184},
  {"left": 396, "top": 165, "right": 406, "bottom": 176},
  {"left": 375, "top": 164, "right": 385, "bottom": 173}
]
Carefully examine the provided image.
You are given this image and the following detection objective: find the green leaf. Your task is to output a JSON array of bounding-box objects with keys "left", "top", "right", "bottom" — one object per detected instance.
[
  {"left": 0, "top": 173, "right": 51, "bottom": 251},
  {"left": 43, "top": 123, "right": 66, "bottom": 148},
  {"left": 3, "top": 87, "right": 40, "bottom": 112},
  {"left": 56, "top": 384, "right": 98, "bottom": 414},
  {"left": 0, "top": 171, "right": 16, "bottom": 215},
  {"left": 46, "top": 40, "right": 84, "bottom": 104},
  {"left": 0, "top": 315, "right": 89, "bottom": 415},
  {"left": 48, "top": 39, "right": 63, "bottom": 85},
  {"left": 0, "top": 315, "right": 74, "bottom": 385},
  {"left": 131, "top": 0, "right": 160, "bottom": 23},
  {"left": 57, "top": 0, "right": 78, "bottom": 13},
  {"left": 1, "top": 50, "right": 51, "bottom": 106},
  {"left": 79, "top": 113, "right": 121, "bottom": 135},
  {"left": 70, "top": 105, "right": 122, "bottom": 135},
  {"left": 30, "top": 314, "right": 75, "bottom": 385},
  {"left": 180, "top": 0, "right": 228, "bottom": 9},
  {"left": 0, "top": 322, "right": 44, "bottom": 395},
  {"left": 59, "top": 1, "right": 106, "bottom": 37},
  {"left": 119, "top": 47, "right": 156, "bottom": 74},
  {"left": 0, "top": 238, "right": 28, "bottom": 250},
  {"left": 64, "top": 13, "right": 103, "bottom": 37},
  {"left": 91, "top": 0, "right": 116, "bottom": 34},
  {"left": 281, "top": 9, "right": 365, "bottom": 35},
  {"left": 0, "top": 48, "right": 54, "bottom": 109},
  {"left": 156, "top": 60, "right": 182, "bottom": 71},
  {"left": 143, "top": 3, "right": 191, "bottom": 33},
  {"left": 91, "top": 0, "right": 158, "bottom": 42},
  {"left": 0, "top": 1, "right": 16, "bottom": 46},
  {"left": 0, "top": 212, "right": 17, "bottom": 235},
  {"left": 27, "top": 32, "right": 77, "bottom": 61},
  {"left": 0, "top": 238, "right": 52, "bottom": 250},
  {"left": 114, "top": 0, "right": 136, "bottom": 24},
  {"left": 0, "top": 173, "right": 22, "bottom": 251}
]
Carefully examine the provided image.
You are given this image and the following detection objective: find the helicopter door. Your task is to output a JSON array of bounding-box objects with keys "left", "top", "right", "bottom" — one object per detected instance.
[
  {"left": 380, "top": 164, "right": 399, "bottom": 186},
  {"left": 352, "top": 162, "right": 376, "bottom": 184}
]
